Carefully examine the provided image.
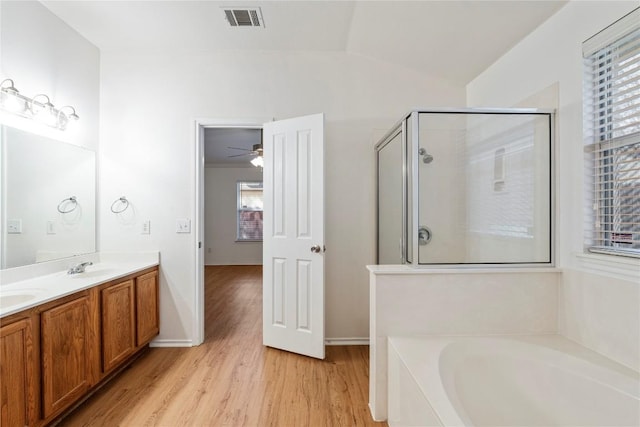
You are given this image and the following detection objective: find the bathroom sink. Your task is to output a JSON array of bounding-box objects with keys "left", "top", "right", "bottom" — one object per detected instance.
[
  {"left": 0, "top": 289, "right": 45, "bottom": 309},
  {"left": 67, "top": 266, "right": 119, "bottom": 278}
]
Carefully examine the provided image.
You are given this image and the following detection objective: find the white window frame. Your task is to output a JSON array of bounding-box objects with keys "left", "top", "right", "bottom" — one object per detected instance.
[
  {"left": 236, "top": 181, "right": 263, "bottom": 242},
  {"left": 583, "top": 8, "right": 640, "bottom": 259}
]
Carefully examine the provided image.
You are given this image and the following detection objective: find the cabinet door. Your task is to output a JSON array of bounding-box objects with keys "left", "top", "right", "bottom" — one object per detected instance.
[
  {"left": 136, "top": 270, "right": 159, "bottom": 345},
  {"left": 41, "top": 297, "right": 90, "bottom": 418},
  {"left": 101, "top": 280, "right": 135, "bottom": 372},
  {"left": 0, "top": 318, "right": 34, "bottom": 427}
]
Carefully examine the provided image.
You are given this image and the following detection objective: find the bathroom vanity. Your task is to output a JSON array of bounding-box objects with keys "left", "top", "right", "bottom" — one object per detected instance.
[{"left": 0, "top": 259, "right": 159, "bottom": 427}]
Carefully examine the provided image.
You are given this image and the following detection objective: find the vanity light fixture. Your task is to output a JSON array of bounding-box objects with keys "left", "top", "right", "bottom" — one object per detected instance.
[{"left": 0, "top": 78, "right": 79, "bottom": 131}]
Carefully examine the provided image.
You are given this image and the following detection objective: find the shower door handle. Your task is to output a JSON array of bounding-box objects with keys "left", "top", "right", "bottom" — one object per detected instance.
[{"left": 418, "top": 226, "right": 432, "bottom": 245}]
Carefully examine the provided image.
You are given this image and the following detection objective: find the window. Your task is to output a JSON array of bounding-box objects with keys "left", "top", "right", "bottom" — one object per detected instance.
[
  {"left": 237, "top": 181, "right": 263, "bottom": 241},
  {"left": 583, "top": 8, "right": 640, "bottom": 258}
]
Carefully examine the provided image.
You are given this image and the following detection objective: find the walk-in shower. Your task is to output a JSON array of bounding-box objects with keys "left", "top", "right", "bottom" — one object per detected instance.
[{"left": 376, "top": 109, "right": 554, "bottom": 266}]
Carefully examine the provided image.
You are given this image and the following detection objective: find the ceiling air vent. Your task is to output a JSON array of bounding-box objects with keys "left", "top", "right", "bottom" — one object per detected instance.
[{"left": 223, "top": 7, "right": 264, "bottom": 28}]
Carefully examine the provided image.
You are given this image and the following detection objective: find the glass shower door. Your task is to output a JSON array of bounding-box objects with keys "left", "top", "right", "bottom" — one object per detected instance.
[
  {"left": 377, "top": 125, "right": 405, "bottom": 264},
  {"left": 417, "top": 112, "right": 552, "bottom": 264}
]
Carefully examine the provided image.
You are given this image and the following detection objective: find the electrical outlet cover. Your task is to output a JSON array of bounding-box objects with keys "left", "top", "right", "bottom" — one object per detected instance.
[
  {"left": 7, "top": 219, "right": 22, "bottom": 234},
  {"left": 176, "top": 218, "right": 191, "bottom": 233}
]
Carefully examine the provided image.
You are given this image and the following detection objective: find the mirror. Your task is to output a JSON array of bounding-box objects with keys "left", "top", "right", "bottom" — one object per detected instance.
[{"left": 1, "top": 125, "right": 96, "bottom": 269}]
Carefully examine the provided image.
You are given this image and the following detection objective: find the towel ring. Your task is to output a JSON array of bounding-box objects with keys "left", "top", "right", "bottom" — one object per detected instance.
[
  {"left": 57, "top": 196, "right": 78, "bottom": 214},
  {"left": 111, "top": 196, "right": 129, "bottom": 214}
]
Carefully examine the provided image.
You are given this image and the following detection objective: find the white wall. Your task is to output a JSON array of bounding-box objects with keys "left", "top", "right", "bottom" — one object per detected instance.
[
  {"left": 98, "top": 50, "right": 465, "bottom": 344},
  {"left": 205, "top": 166, "right": 262, "bottom": 265},
  {"left": 0, "top": 1, "right": 100, "bottom": 150},
  {"left": 467, "top": 0, "right": 640, "bottom": 370}
]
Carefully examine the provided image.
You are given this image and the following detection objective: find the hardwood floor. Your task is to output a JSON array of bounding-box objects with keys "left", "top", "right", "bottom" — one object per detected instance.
[{"left": 61, "top": 265, "right": 385, "bottom": 427}]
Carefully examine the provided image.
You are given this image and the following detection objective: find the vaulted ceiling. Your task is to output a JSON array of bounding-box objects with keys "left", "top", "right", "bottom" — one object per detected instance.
[
  {"left": 39, "top": 0, "right": 567, "bottom": 165},
  {"left": 41, "top": 0, "right": 567, "bottom": 85}
]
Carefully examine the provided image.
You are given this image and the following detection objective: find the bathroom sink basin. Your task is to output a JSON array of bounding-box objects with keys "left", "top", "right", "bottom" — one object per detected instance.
[
  {"left": 0, "top": 289, "right": 45, "bottom": 309},
  {"left": 67, "top": 266, "right": 119, "bottom": 278}
]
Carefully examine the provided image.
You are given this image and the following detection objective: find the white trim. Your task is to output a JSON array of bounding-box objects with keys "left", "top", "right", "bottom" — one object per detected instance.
[
  {"left": 193, "top": 120, "right": 205, "bottom": 346},
  {"left": 193, "top": 117, "right": 270, "bottom": 348},
  {"left": 149, "top": 339, "right": 194, "bottom": 348},
  {"left": 574, "top": 252, "right": 640, "bottom": 282},
  {"left": 325, "top": 337, "right": 370, "bottom": 346},
  {"left": 583, "top": 7, "right": 640, "bottom": 57},
  {"left": 369, "top": 404, "right": 385, "bottom": 422}
]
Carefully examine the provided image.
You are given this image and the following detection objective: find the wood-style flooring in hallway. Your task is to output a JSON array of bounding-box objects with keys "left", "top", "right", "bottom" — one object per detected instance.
[{"left": 61, "top": 265, "right": 385, "bottom": 426}]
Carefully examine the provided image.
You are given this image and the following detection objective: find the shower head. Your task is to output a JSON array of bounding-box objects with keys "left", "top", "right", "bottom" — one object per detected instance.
[{"left": 418, "top": 148, "right": 434, "bottom": 164}]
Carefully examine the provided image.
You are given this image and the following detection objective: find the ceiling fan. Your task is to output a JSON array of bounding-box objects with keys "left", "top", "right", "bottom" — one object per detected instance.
[
  {"left": 228, "top": 143, "right": 264, "bottom": 168},
  {"left": 227, "top": 143, "right": 263, "bottom": 158}
]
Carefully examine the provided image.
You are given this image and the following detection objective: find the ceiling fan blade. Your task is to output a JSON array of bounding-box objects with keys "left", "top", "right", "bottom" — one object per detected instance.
[
  {"left": 227, "top": 153, "right": 255, "bottom": 158},
  {"left": 227, "top": 147, "right": 252, "bottom": 151}
]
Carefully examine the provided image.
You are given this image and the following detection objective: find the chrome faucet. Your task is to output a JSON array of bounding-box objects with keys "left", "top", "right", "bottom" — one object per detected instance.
[{"left": 67, "top": 261, "right": 93, "bottom": 275}]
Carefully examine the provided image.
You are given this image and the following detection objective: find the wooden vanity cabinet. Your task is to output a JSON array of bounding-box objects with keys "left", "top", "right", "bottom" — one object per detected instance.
[
  {"left": 99, "top": 268, "right": 159, "bottom": 375},
  {"left": 40, "top": 295, "right": 91, "bottom": 419},
  {"left": 0, "top": 316, "right": 35, "bottom": 427},
  {"left": 135, "top": 270, "right": 159, "bottom": 346},
  {"left": 101, "top": 280, "right": 136, "bottom": 373},
  {"left": 0, "top": 266, "right": 159, "bottom": 426}
]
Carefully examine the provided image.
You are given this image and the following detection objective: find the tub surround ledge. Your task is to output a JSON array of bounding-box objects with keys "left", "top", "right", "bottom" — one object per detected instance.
[{"left": 367, "top": 265, "right": 562, "bottom": 275}]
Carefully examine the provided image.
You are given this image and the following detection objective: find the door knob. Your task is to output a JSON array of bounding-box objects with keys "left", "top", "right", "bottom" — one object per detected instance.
[{"left": 311, "top": 245, "right": 321, "bottom": 253}]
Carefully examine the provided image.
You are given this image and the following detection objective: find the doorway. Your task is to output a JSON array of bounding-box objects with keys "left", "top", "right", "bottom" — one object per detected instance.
[
  {"left": 194, "top": 119, "right": 267, "bottom": 345},
  {"left": 194, "top": 114, "right": 326, "bottom": 358}
]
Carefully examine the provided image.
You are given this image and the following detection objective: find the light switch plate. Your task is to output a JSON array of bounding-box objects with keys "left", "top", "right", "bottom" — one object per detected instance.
[
  {"left": 47, "top": 221, "right": 56, "bottom": 234},
  {"left": 176, "top": 218, "right": 191, "bottom": 233},
  {"left": 7, "top": 219, "right": 22, "bottom": 234},
  {"left": 142, "top": 220, "right": 151, "bottom": 234}
]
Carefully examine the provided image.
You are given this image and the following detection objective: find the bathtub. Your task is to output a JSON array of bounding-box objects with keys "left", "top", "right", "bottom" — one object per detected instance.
[{"left": 387, "top": 335, "right": 640, "bottom": 427}]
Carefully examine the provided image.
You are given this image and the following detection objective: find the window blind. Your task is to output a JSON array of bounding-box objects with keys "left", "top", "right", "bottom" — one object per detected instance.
[{"left": 583, "top": 8, "right": 640, "bottom": 257}]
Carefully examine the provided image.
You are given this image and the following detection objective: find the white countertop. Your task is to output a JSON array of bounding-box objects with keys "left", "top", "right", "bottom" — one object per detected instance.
[{"left": 0, "top": 253, "right": 159, "bottom": 318}]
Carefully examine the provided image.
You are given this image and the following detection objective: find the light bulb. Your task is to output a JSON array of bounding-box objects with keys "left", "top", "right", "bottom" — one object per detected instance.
[
  {"left": 1, "top": 91, "right": 26, "bottom": 113},
  {"left": 31, "top": 95, "right": 58, "bottom": 127},
  {"left": 0, "top": 79, "right": 25, "bottom": 114},
  {"left": 37, "top": 105, "right": 58, "bottom": 127},
  {"left": 58, "top": 106, "right": 79, "bottom": 131}
]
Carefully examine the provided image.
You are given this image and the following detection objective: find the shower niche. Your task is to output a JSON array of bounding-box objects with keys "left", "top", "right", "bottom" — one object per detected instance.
[{"left": 376, "top": 109, "right": 554, "bottom": 266}]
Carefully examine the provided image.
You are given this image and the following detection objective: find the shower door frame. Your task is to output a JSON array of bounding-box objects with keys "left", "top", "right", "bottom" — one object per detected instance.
[{"left": 375, "top": 119, "right": 409, "bottom": 264}]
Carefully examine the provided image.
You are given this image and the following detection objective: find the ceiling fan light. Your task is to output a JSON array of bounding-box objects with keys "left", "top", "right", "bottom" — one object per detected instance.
[{"left": 251, "top": 156, "right": 264, "bottom": 168}]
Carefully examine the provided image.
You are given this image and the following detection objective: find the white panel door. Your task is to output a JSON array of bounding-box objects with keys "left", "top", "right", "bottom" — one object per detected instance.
[{"left": 263, "top": 113, "right": 325, "bottom": 359}]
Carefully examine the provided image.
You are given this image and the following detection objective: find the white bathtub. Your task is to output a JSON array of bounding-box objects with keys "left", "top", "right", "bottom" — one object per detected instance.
[{"left": 388, "top": 335, "right": 640, "bottom": 427}]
